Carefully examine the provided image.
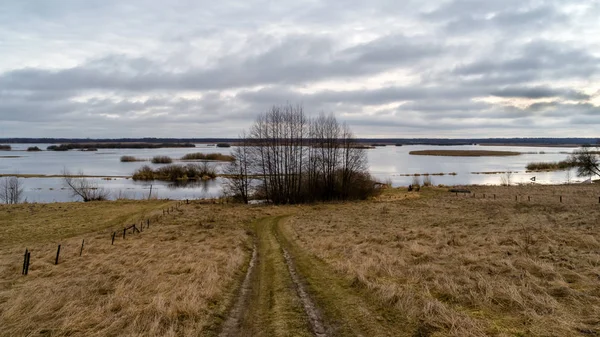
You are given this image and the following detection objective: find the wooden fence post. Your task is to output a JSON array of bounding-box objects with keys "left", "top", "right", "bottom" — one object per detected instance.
[
  {"left": 123, "top": 228, "right": 126, "bottom": 239},
  {"left": 560, "top": 196, "right": 563, "bottom": 203},
  {"left": 147, "top": 219, "right": 150, "bottom": 228},
  {"left": 528, "top": 196, "right": 531, "bottom": 202},
  {"left": 112, "top": 232, "right": 116, "bottom": 245},
  {"left": 140, "top": 221, "right": 143, "bottom": 232},
  {"left": 515, "top": 195, "right": 518, "bottom": 201},
  {"left": 55, "top": 244, "right": 61, "bottom": 265},
  {"left": 80, "top": 239, "right": 85, "bottom": 256},
  {"left": 493, "top": 194, "right": 496, "bottom": 200},
  {"left": 25, "top": 251, "right": 30, "bottom": 275},
  {"left": 22, "top": 249, "right": 28, "bottom": 275}
]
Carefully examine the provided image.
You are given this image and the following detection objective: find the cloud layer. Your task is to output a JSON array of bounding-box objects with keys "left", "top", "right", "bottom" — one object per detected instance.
[{"left": 1, "top": 0, "right": 599, "bottom": 137}]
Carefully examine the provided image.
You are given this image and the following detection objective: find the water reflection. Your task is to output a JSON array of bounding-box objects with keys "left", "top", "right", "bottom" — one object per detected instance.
[{"left": 165, "top": 179, "right": 217, "bottom": 192}]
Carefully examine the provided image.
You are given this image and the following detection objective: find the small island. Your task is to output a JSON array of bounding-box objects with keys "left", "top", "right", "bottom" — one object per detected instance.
[{"left": 409, "top": 150, "right": 521, "bottom": 157}]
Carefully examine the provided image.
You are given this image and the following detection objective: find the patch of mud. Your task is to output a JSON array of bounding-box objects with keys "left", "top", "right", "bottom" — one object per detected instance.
[
  {"left": 218, "top": 244, "right": 257, "bottom": 337},
  {"left": 281, "top": 246, "right": 328, "bottom": 337}
]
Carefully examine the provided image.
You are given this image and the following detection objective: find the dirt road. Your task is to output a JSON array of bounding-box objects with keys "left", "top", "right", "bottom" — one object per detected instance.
[{"left": 218, "top": 216, "right": 412, "bottom": 337}]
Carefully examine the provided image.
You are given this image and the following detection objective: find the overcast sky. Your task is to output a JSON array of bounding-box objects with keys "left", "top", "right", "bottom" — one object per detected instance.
[{"left": 1, "top": 0, "right": 599, "bottom": 138}]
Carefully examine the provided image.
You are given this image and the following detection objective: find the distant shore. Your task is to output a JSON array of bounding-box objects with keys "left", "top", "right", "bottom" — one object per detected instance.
[{"left": 409, "top": 150, "right": 521, "bottom": 157}]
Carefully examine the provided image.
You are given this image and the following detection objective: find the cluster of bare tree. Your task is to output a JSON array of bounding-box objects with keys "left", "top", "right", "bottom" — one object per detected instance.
[
  {"left": 0, "top": 176, "right": 24, "bottom": 204},
  {"left": 223, "top": 104, "right": 378, "bottom": 204},
  {"left": 571, "top": 145, "right": 600, "bottom": 178}
]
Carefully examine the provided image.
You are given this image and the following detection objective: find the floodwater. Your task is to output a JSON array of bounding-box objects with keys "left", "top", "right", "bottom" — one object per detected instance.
[{"left": 0, "top": 143, "right": 583, "bottom": 202}]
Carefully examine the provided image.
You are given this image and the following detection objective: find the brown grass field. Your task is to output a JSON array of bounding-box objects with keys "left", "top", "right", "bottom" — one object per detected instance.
[
  {"left": 1, "top": 184, "right": 599, "bottom": 336},
  {"left": 409, "top": 150, "right": 521, "bottom": 157},
  {"left": 286, "top": 185, "right": 600, "bottom": 336},
  {"left": 0, "top": 201, "right": 276, "bottom": 337}
]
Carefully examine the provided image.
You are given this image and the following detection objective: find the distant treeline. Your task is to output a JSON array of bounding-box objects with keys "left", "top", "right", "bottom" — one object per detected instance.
[
  {"left": 46, "top": 143, "right": 195, "bottom": 151},
  {"left": 1, "top": 137, "right": 599, "bottom": 146}
]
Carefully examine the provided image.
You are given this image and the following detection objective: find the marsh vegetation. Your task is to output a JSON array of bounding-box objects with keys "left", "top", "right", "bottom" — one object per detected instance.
[
  {"left": 132, "top": 163, "right": 217, "bottom": 181},
  {"left": 150, "top": 155, "right": 173, "bottom": 164},
  {"left": 180, "top": 152, "right": 234, "bottom": 161}
]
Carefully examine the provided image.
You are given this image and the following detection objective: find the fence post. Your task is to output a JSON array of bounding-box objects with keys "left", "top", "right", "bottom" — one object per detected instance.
[
  {"left": 528, "top": 196, "right": 530, "bottom": 202},
  {"left": 22, "top": 249, "right": 28, "bottom": 275},
  {"left": 140, "top": 221, "right": 143, "bottom": 232},
  {"left": 483, "top": 193, "right": 485, "bottom": 198},
  {"left": 515, "top": 195, "right": 518, "bottom": 201},
  {"left": 112, "top": 232, "right": 116, "bottom": 245},
  {"left": 123, "top": 228, "right": 126, "bottom": 239},
  {"left": 186, "top": 199, "right": 189, "bottom": 204},
  {"left": 55, "top": 244, "right": 61, "bottom": 265},
  {"left": 147, "top": 219, "right": 150, "bottom": 228},
  {"left": 493, "top": 194, "right": 496, "bottom": 200},
  {"left": 560, "top": 196, "right": 563, "bottom": 203},
  {"left": 80, "top": 239, "right": 85, "bottom": 256},
  {"left": 25, "top": 251, "right": 30, "bottom": 275}
]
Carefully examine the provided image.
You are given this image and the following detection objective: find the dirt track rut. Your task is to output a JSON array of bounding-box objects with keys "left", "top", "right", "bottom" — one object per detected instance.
[{"left": 218, "top": 216, "right": 325, "bottom": 337}]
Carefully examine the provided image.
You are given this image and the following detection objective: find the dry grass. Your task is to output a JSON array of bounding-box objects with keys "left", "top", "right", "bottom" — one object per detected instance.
[
  {"left": 180, "top": 153, "right": 234, "bottom": 162},
  {"left": 409, "top": 150, "right": 521, "bottom": 157},
  {"left": 3, "top": 185, "right": 600, "bottom": 336},
  {"left": 0, "top": 201, "right": 271, "bottom": 337},
  {"left": 287, "top": 185, "right": 600, "bottom": 336},
  {"left": 120, "top": 156, "right": 147, "bottom": 162}
]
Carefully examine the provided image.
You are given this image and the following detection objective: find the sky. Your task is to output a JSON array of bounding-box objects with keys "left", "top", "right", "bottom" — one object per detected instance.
[{"left": 0, "top": 0, "right": 599, "bottom": 138}]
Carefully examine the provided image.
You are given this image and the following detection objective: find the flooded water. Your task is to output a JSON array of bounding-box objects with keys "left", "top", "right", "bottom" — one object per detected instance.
[{"left": 0, "top": 143, "right": 583, "bottom": 202}]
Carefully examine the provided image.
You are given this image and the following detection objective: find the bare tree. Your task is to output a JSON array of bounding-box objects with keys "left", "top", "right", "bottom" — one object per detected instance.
[
  {"left": 62, "top": 169, "right": 109, "bottom": 202},
  {"left": 222, "top": 133, "right": 253, "bottom": 203},
  {"left": 0, "top": 176, "right": 24, "bottom": 204},
  {"left": 571, "top": 146, "right": 600, "bottom": 178},
  {"left": 225, "top": 103, "right": 377, "bottom": 204},
  {"left": 500, "top": 171, "right": 513, "bottom": 186}
]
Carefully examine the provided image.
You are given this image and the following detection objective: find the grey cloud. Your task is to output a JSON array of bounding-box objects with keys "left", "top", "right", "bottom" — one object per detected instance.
[
  {"left": 443, "top": 5, "right": 567, "bottom": 34},
  {"left": 0, "top": 33, "right": 446, "bottom": 93},
  {"left": 1, "top": 0, "right": 599, "bottom": 137},
  {"left": 490, "top": 86, "right": 590, "bottom": 100}
]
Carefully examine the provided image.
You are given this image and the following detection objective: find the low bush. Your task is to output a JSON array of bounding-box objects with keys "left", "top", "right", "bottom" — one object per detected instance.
[
  {"left": 27, "top": 146, "right": 42, "bottom": 151},
  {"left": 0, "top": 145, "right": 12, "bottom": 151},
  {"left": 132, "top": 163, "right": 217, "bottom": 181},
  {"left": 151, "top": 155, "right": 173, "bottom": 164},
  {"left": 526, "top": 159, "right": 576, "bottom": 171},
  {"left": 180, "top": 152, "right": 234, "bottom": 161},
  {"left": 216, "top": 143, "right": 231, "bottom": 148},
  {"left": 47, "top": 145, "right": 70, "bottom": 151},
  {"left": 120, "top": 156, "right": 145, "bottom": 162}
]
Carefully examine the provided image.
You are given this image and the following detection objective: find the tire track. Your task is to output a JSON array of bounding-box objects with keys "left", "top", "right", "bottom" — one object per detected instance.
[
  {"left": 281, "top": 245, "right": 328, "bottom": 337},
  {"left": 218, "top": 243, "right": 257, "bottom": 337}
]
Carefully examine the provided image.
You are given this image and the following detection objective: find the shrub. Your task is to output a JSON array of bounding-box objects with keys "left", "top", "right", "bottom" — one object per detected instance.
[
  {"left": 0, "top": 145, "right": 12, "bottom": 151},
  {"left": 216, "top": 143, "right": 231, "bottom": 148},
  {"left": 132, "top": 165, "right": 155, "bottom": 180},
  {"left": 132, "top": 163, "right": 217, "bottom": 181},
  {"left": 47, "top": 144, "right": 70, "bottom": 151},
  {"left": 120, "top": 155, "right": 144, "bottom": 162},
  {"left": 27, "top": 146, "right": 41, "bottom": 151},
  {"left": 151, "top": 155, "right": 173, "bottom": 164},
  {"left": 180, "top": 152, "right": 234, "bottom": 161},
  {"left": 423, "top": 176, "right": 433, "bottom": 186},
  {"left": 526, "top": 159, "right": 576, "bottom": 171}
]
